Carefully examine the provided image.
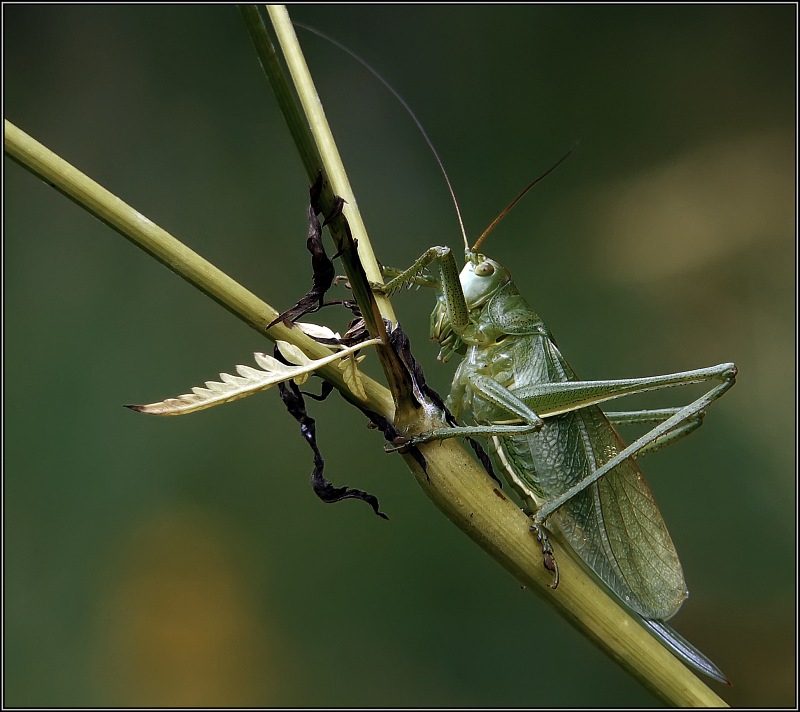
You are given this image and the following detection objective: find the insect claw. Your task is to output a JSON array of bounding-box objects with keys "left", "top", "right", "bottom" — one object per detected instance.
[
  {"left": 530, "top": 523, "right": 559, "bottom": 589},
  {"left": 544, "top": 552, "right": 560, "bottom": 589},
  {"left": 384, "top": 435, "right": 412, "bottom": 454}
]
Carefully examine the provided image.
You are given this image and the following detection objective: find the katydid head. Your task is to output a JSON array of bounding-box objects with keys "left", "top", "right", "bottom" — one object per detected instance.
[
  {"left": 429, "top": 146, "right": 572, "bottom": 361},
  {"left": 430, "top": 251, "right": 513, "bottom": 362},
  {"left": 461, "top": 251, "right": 512, "bottom": 309}
]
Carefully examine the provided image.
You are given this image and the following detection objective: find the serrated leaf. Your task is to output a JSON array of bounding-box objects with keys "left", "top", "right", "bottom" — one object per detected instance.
[
  {"left": 295, "top": 322, "right": 341, "bottom": 341},
  {"left": 275, "top": 341, "right": 312, "bottom": 368},
  {"left": 339, "top": 354, "right": 367, "bottom": 401},
  {"left": 126, "top": 338, "right": 382, "bottom": 416}
]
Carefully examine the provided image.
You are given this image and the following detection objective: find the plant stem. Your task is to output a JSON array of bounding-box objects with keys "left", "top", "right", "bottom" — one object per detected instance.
[
  {"left": 2, "top": 118, "right": 394, "bottom": 416},
  {"left": 3, "top": 5, "right": 729, "bottom": 705},
  {"left": 253, "top": 5, "right": 729, "bottom": 707}
]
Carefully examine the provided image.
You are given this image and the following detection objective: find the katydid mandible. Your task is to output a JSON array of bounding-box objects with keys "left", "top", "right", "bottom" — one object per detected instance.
[{"left": 374, "top": 180, "right": 736, "bottom": 684}]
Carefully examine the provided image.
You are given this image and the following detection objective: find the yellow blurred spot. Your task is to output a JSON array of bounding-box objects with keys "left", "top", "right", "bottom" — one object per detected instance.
[{"left": 90, "top": 507, "right": 280, "bottom": 706}]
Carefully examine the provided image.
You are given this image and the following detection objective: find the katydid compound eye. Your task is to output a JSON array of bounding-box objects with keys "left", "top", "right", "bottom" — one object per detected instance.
[{"left": 475, "top": 261, "right": 495, "bottom": 276}]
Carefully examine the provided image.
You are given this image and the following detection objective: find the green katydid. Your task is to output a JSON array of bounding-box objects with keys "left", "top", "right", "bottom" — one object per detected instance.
[
  {"left": 373, "top": 173, "right": 736, "bottom": 683},
  {"left": 298, "top": 20, "right": 737, "bottom": 684}
]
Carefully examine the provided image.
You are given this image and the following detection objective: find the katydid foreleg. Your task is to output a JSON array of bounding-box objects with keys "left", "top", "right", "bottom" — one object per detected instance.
[{"left": 377, "top": 246, "right": 454, "bottom": 297}]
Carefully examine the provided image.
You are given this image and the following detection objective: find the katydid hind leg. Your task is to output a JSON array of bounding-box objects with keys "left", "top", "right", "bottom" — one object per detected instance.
[
  {"left": 533, "top": 371, "right": 736, "bottom": 524},
  {"left": 604, "top": 407, "right": 688, "bottom": 425},
  {"left": 604, "top": 407, "right": 706, "bottom": 458},
  {"left": 394, "top": 364, "right": 733, "bottom": 451},
  {"left": 530, "top": 523, "right": 559, "bottom": 589},
  {"left": 516, "top": 363, "right": 736, "bottom": 420}
]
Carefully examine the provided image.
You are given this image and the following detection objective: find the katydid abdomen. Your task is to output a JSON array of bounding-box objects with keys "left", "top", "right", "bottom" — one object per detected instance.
[{"left": 456, "top": 328, "right": 688, "bottom": 621}]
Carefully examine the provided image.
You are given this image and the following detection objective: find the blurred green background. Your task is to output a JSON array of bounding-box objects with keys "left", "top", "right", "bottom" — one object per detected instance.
[{"left": 4, "top": 5, "right": 794, "bottom": 707}]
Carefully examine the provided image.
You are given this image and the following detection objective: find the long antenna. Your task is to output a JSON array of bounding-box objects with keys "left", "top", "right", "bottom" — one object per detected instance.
[
  {"left": 471, "top": 148, "right": 574, "bottom": 253},
  {"left": 294, "top": 22, "right": 470, "bottom": 251}
]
